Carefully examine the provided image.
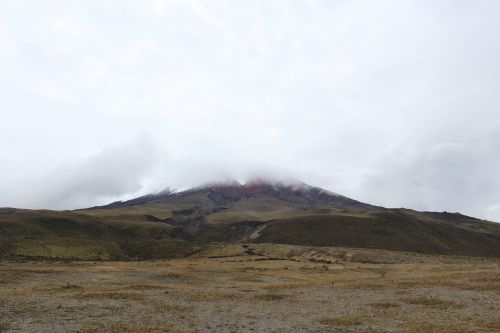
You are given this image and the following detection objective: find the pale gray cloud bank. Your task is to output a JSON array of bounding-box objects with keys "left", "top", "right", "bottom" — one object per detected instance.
[{"left": 0, "top": 1, "right": 499, "bottom": 220}]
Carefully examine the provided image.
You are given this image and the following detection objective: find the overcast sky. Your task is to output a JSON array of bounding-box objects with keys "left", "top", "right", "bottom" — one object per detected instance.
[{"left": 1, "top": 1, "right": 500, "bottom": 221}]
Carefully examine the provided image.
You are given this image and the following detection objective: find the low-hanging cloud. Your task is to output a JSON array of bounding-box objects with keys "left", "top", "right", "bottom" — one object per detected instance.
[
  {"left": 358, "top": 126, "right": 500, "bottom": 220},
  {"left": 1, "top": 136, "right": 162, "bottom": 209}
]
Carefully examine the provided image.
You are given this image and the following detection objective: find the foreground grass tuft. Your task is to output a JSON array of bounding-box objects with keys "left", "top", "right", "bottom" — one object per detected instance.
[
  {"left": 371, "top": 301, "right": 400, "bottom": 308},
  {"left": 254, "top": 293, "right": 286, "bottom": 301},
  {"left": 403, "top": 296, "right": 465, "bottom": 309},
  {"left": 319, "top": 315, "right": 363, "bottom": 327},
  {"left": 0, "top": 320, "right": 11, "bottom": 333},
  {"left": 72, "top": 292, "right": 145, "bottom": 301}
]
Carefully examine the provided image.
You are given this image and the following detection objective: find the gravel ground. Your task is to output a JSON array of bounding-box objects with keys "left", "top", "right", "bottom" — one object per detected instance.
[{"left": 1, "top": 251, "right": 499, "bottom": 332}]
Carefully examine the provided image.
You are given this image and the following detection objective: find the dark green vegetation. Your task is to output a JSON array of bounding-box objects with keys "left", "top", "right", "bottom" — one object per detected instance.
[
  {"left": 254, "top": 212, "right": 500, "bottom": 257},
  {"left": 1, "top": 181, "right": 500, "bottom": 260},
  {"left": 0, "top": 209, "right": 197, "bottom": 260}
]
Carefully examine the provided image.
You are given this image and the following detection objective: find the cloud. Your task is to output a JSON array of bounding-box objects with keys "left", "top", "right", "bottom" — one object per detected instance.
[
  {"left": 359, "top": 126, "right": 500, "bottom": 220},
  {"left": 1, "top": 136, "right": 162, "bottom": 209}
]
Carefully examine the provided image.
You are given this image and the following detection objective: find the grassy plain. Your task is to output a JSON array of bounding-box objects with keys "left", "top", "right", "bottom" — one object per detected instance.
[{"left": 1, "top": 244, "right": 499, "bottom": 332}]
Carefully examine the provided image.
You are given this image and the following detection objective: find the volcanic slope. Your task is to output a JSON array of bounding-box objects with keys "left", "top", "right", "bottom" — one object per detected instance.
[
  {"left": 2, "top": 180, "right": 500, "bottom": 259},
  {"left": 78, "top": 180, "right": 500, "bottom": 258}
]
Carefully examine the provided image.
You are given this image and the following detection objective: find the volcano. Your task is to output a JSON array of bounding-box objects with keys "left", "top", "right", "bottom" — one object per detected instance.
[
  {"left": 2, "top": 180, "right": 500, "bottom": 259},
  {"left": 90, "top": 179, "right": 377, "bottom": 211}
]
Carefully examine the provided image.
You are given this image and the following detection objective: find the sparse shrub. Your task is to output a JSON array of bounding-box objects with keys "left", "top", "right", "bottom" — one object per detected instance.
[
  {"left": 166, "top": 272, "right": 184, "bottom": 279},
  {"left": 404, "top": 316, "right": 476, "bottom": 333},
  {"left": 319, "top": 315, "right": 363, "bottom": 326},
  {"left": 486, "top": 320, "right": 500, "bottom": 330},
  {"left": 80, "top": 320, "right": 179, "bottom": 333},
  {"left": 61, "top": 282, "right": 83, "bottom": 291},
  {"left": 0, "top": 320, "right": 11, "bottom": 333},
  {"left": 371, "top": 301, "right": 400, "bottom": 308},
  {"left": 346, "top": 282, "right": 386, "bottom": 290},
  {"left": 154, "top": 303, "right": 191, "bottom": 313},
  {"left": 254, "top": 293, "right": 285, "bottom": 301},
  {"left": 188, "top": 291, "right": 239, "bottom": 302},
  {"left": 262, "top": 283, "right": 305, "bottom": 290},
  {"left": 403, "top": 296, "right": 464, "bottom": 309},
  {"left": 72, "top": 292, "right": 145, "bottom": 301}
]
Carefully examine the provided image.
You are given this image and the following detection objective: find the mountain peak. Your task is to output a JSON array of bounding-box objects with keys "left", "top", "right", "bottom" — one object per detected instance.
[{"left": 84, "top": 179, "right": 370, "bottom": 211}]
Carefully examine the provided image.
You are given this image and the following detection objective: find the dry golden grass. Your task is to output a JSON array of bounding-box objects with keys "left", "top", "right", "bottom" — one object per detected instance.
[
  {"left": 1, "top": 248, "right": 500, "bottom": 332},
  {"left": 344, "top": 282, "right": 387, "bottom": 290},
  {"left": 164, "top": 272, "right": 185, "bottom": 279},
  {"left": 396, "top": 275, "right": 500, "bottom": 293},
  {"left": 371, "top": 301, "right": 400, "bottom": 308},
  {"left": 153, "top": 303, "right": 192, "bottom": 313},
  {"left": 187, "top": 291, "right": 240, "bottom": 302},
  {"left": 261, "top": 283, "right": 306, "bottom": 289},
  {"left": 319, "top": 315, "right": 364, "bottom": 327},
  {"left": 230, "top": 274, "right": 265, "bottom": 283},
  {"left": 254, "top": 293, "right": 286, "bottom": 301},
  {"left": 403, "top": 296, "right": 465, "bottom": 309},
  {"left": 486, "top": 320, "right": 500, "bottom": 330},
  {"left": 61, "top": 282, "right": 84, "bottom": 291},
  {"left": 127, "top": 284, "right": 171, "bottom": 290},
  {"left": 403, "top": 315, "right": 477, "bottom": 333},
  {"left": 0, "top": 320, "right": 11, "bottom": 333},
  {"left": 80, "top": 320, "right": 187, "bottom": 333},
  {"left": 72, "top": 292, "right": 145, "bottom": 301}
]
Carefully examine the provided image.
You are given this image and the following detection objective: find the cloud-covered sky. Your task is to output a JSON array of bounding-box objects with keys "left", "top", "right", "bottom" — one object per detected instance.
[{"left": 1, "top": 0, "right": 499, "bottom": 220}]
